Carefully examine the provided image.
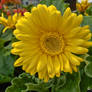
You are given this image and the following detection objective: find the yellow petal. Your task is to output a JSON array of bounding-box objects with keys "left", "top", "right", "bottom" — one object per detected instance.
[
  {"left": 11, "top": 48, "right": 22, "bottom": 55},
  {"left": 83, "top": 42, "right": 92, "bottom": 47},
  {"left": 72, "top": 65, "right": 78, "bottom": 72},
  {"left": 62, "top": 13, "right": 77, "bottom": 33},
  {"left": 75, "top": 14, "right": 83, "bottom": 26},
  {"left": 59, "top": 55, "right": 63, "bottom": 71},
  {"left": 70, "top": 54, "right": 83, "bottom": 62},
  {"left": 65, "top": 52, "right": 80, "bottom": 66},
  {"left": 64, "top": 27, "right": 81, "bottom": 38},
  {"left": 24, "top": 53, "right": 40, "bottom": 71},
  {"left": 53, "top": 56, "right": 60, "bottom": 75},
  {"left": 49, "top": 10, "right": 62, "bottom": 31},
  {"left": 48, "top": 5, "right": 57, "bottom": 12},
  {"left": 38, "top": 68, "right": 47, "bottom": 79},
  {"left": 67, "top": 39, "right": 85, "bottom": 46},
  {"left": 0, "top": 17, "right": 8, "bottom": 26},
  {"left": 66, "top": 46, "right": 88, "bottom": 54},
  {"left": 47, "top": 56, "right": 54, "bottom": 78},
  {"left": 82, "top": 25, "right": 90, "bottom": 30},
  {"left": 15, "top": 34, "right": 30, "bottom": 41},
  {"left": 63, "top": 7, "right": 71, "bottom": 18},
  {"left": 78, "top": 29, "right": 90, "bottom": 39},
  {"left": 3, "top": 27, "right": 10, "bottom": 33},
  {"left": 12, "top": 41, "right": 24, "bottom": 48},
  {"left": 62, "top": 54, "right": 72, "bottom": 73},
  {"left": 84, "top": 33, "right": 91, "bottom": 40},
  {"left": 37, "top": 54, "right": 47, "bottom": 72},
  {"left": 44, "top": 73, "right": 49, "bottom": 82},
  {"left": 8, "top": 15, "right": 12, "bottom": 25},
  {"left": 30, "top": 68, "right": 37, "bottom": 75},
  {"left": 24, "top": 12, "right": 31, "bottom": 17},
  {"left": 14, "top": 57, "right": 23, "bottom": 66}
]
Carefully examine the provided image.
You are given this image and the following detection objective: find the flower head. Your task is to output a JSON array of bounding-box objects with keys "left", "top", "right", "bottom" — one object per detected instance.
[
  {"left": 0, "top": 13, "right": 21, "bottom": 32},
  {"left": 76, "top": 0, "right": 90, "bottom": 13},
  {"left": 11, "top": 4, "right": 92, "bottom": 82}
]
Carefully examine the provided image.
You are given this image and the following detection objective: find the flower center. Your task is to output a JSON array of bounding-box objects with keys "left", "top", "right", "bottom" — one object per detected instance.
[
  {"left": 40, "top": 33, "right": 64, "bottom": 55},
  {"left": 44, "top": 36, "right": 61, "bottom": 52}
]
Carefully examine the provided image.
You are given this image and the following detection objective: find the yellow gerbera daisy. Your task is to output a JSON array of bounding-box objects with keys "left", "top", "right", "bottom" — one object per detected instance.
[
  {"left": 11, "top": 4, "right": 92, "bottom": 82},
  {"left": 0, "top": 13, "right": 21, "bottom": 33},
  {"left": 76, "top": 0, "right": 90, "bottom": 13}
]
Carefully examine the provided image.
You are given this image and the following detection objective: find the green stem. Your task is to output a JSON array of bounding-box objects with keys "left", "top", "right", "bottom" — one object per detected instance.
[{"left": 51, "top": 86, "right": 55, "bottom": 92}]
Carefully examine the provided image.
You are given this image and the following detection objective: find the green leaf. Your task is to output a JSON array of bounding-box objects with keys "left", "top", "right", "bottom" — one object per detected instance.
[
  {"left": 88, "top": 47, "right": 92, "bottom": 55},
  {"left": 86, "top": 55, "right": 92, "bottom": 63},
  {"left": 40, "top": 0, "right": 52, "bottom": 6},
  {"left": 23, "top": 4, "right": 34, "bottom": 12},
  {"left": 6, "top": 72, "right": 67, "bottom": 92},
  {"left": 0, "top": 54, "right": 14, "bottom": 76},
  {"left": 85, "top": 55, "right": 92, "bottom": 78},
  {"left": 6, "top": 73, "right": 51, "bottom": 92},
  {"left": 24, "top": 83, "right": 50, "bottom": 92},
  {"left": 52, "top": 73, "right": 66, "bottom": 90},
  {"left": 56, "top": 72, "right": 80, "bottom": 92},
  {"left": 25, "top": 75, "right": 66, "bottom": 92},
  {"left": 52, "top": 0, "right": 69, "bottom": 14},
  {"left": 1, "top": 29, "right": 13, "bottom": 41},
  {"left": 79, "top": 60, "right": 92, "bottom": 92},
  {"left": 0, "top": 74, "right": 11, "bottom": 83},
  {"left": 40, "top": 0, "right": 69, "bottom": 14},
  {"left": 88, "top": 85, "right": 92, "bottom": 90},
  {"left": 82, "top": 16, "right": 92, "bottom": 32},
  {"left": 5, "top": 73, "right": 33, "bottom": 92},
  {"left": 0, "top": 24, "right": 4, "bottom": 36},
  {"left": 0, "top": 38, "right": 5, "bottom": 48},
  {"left": 86, "top": 6, "right": 92, "bottom": 16},
  {"left": 85, "top": 62, "right": 92, "bottom": 78},
  {"left": 40, "top": 0, "right": 46, "bottom": 4},
  {"left": 0, "top": 48, "right": 15, "bottom": 83},
  {"left": 80, "top": 72, "right": 92, "bottom": 92},
  {"left": 0, "top": 28, "right": 15, "bottom": 84}
]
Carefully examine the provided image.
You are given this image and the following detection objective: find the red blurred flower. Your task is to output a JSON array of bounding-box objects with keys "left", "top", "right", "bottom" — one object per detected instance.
[
  {"left": 1, "top": 0, "right": 21, "bottom": 4},
  {"left": 21, "top": 8, "right": 27, "bottom": 15},
  {"left": 13, "top": 8, "right": 27, "bottom": 15},
  {"left": 6, "top": 10, "right": 11, "bottom": 16},
  {"left": 1, "top": 0, "right": 5, "bottom": 4},
  {"left": 0, "top": 3, "right": 3, "bottom": 9}
]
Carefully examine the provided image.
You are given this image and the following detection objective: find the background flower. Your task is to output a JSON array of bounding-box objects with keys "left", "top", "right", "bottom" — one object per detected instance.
[
  {"left": 13, "top": 8, "right": 27, "bottom": 15},
  {"left": 76, "top": 0, "right": 90, "bottom": 13},
  {"left": 0, "top": 13, "right": 22, "bottom": 32},
  {"left": 0, "top": 3, "right": 2, "bottom": 9}
]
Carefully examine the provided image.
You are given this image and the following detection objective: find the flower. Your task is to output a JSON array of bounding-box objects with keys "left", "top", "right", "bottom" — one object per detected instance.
[
  {"left": 6, "top": 10, "right": 11, "bottom": 16},
  {"left": 76, "top": 0, "right": 90, "bottom": 13},
  {"left": 11, "top": 4, "right": 92, "bottom": 82},
  {"left": 0, "top": 13, "right": 21, "bottom": 32},
  {"left": 1, "top": 0, "right": 21, "bottom": 4},
  {"left": 0, "top": 3, "right": 2, "bottom": 9},
  {"left": 13, "top": 8, "right": 27, "bottom": 15}
]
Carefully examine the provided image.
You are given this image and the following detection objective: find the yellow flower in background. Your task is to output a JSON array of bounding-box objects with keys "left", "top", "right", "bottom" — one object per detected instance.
[
  {"left": 76, "top": 0, "right": 90, "bottom": 13},
  {"left": 0, "top": 13, "right": 21, "bottom": 32},
  {"left": 11, "top": 4, "right": 92, "bottom": 82}
]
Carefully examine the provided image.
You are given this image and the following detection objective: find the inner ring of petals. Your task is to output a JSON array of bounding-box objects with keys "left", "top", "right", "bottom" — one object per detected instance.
[{"left": 40, "top": 32, "right": 64, "bottom": 56}]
